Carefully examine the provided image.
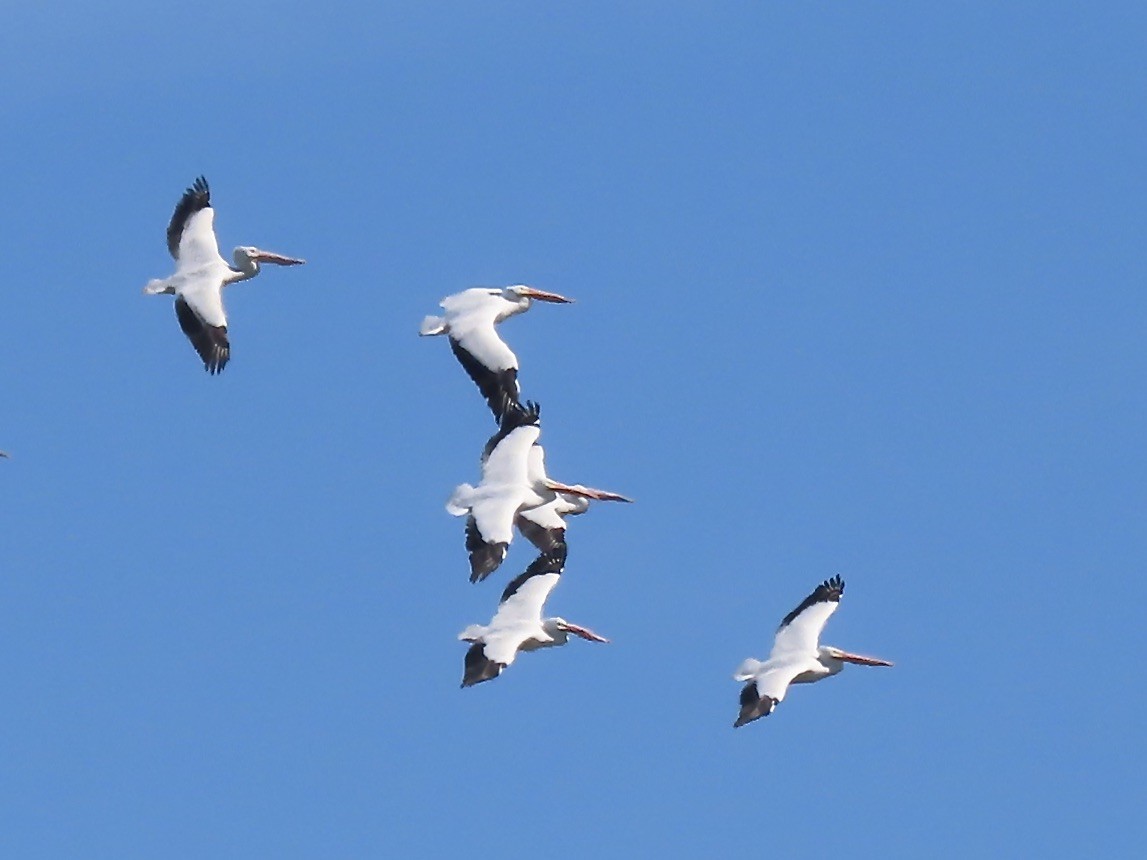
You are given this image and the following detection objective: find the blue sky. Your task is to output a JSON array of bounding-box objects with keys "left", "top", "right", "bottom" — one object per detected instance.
[{"left": 1, "top": 3, "right": 1144, "bottom": 856}]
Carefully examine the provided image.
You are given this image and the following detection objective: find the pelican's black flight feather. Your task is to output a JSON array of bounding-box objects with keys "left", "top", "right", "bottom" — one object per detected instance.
[
  {"left": 480, "top": 400, "right": 541, "bottom": 461},
  {"left": 779, "top": 575, "right": 844, "bottom": 630},
  {"left": 734, "top": 682, "right": 778, "bottom": 728},
  {"left": 461, "top": 642, "right": 505, "bottom": 687},
  {"left": 499, "top": 547, "right": 568, "bottom": 602},
  {"left": 450, "top": 338, "right": 520, "bottom": 423},
  {"left": 167, "top": 176, "right": 211, "bottom": 259},
  {"left": 174, "top": 296, "right": 230, "bottom": 375},
  {"left": 466, "top": 516, "right": 508, "bottom": 583}
]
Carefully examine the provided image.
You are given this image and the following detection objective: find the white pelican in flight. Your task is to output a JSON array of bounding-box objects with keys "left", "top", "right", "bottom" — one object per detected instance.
[
  {"left": 420, "top": 285, "right": 573, "bottom": 421},
  {"left": 733, "top": 575, "right": 892, "bottom": 727},
  {"left": 447, "top": 401, "right": 631, "bottom": 582},
  {"left": 459, "top": 547, "right": 608, "bottom": 687},
  {"left": 143, "top": 176, "right": 305, "bottom": 374}
]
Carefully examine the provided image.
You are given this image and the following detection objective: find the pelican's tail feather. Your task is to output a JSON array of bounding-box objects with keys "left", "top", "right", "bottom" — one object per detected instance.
[
  {"left": 733, "top": 658, "right": 765, "bottom": 682},
  {"left": 446, "top": 484, "right": 476, "bottom": 517},
  {"left": 143, "top": 278, "right": 175, "bottom": 295},
  {"left": 420, "top": 315, "right": 447, "bottom": 336},
  {"left": 458, "top": 624, "right": 485, "bottom": 642}
]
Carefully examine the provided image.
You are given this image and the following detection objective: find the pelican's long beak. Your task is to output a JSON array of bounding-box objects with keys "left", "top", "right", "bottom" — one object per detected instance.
[
  {"left": 835, "top": 649, "right": 894, "bottom": 667},
  {"left": 557, "top": 621, "right": 609, "bottom": 643},
  {"left": 253, "top": 250, "right": 306, "bottom": 266},
  {"left": 544, "top": 479, "right": 633, "bottom": 503},
  {"left": 518, "top": 286, "right": 574, "bottom": 303}
]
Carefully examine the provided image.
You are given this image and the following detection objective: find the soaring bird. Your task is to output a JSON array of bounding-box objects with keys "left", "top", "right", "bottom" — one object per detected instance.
[
  {"left": 733, "top": 576, "right": 892, "bottom": 727},
  {"left": 458, "top": 547, "right": 608, "bottom": 687},
  {"left": 420, "top": 285, "right": 573, "bottom": 421},
  {"left": 447, "top": 401, "right": 630, "bottom": 582},
  {"left": 143, "top": 176, "right": 305, "bottom": 374}
]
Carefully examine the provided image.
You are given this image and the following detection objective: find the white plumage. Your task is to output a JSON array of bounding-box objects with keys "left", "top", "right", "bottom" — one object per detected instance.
[
  {"left": 458, "top": 549, "right": 608, "bottom": 687},
  {"left": 143, "top": 177, "right": 305, "bottom": 374},
  {"left": 734, "top": 575, "right": 892, "bottom": 727},
  {"left": 420, "top": 285, "right": 573, "bottom": 421},
  {"left": 447, "top": 402, "right": 632, "bottom": 582},
  {"left": 516, "top": 442, "right": 632, "bottom": 554}
]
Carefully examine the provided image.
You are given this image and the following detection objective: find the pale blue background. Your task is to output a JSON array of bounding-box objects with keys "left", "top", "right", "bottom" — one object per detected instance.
[{"left": 1, "top": 3, "right": 1144, "bottom": 857}]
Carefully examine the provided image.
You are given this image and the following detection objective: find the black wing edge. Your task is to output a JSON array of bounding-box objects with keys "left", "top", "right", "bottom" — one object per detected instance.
[
  {"left": 465, "top": 516, "right": 508, "bottom": 583},
  {"left": 733, "top": 682, "right": 777, "bottom": 728},
  {"left": 480, "top": 400, "right": 542, "bottom": 461},
  {"left": 461, "top": 642, "right": 504, "bottom": 688},
  {"left": 515, "top": 514, "right": 566, "bottom": 554},
  {"left": 778, "top": 574, "right": 844, "bottom": 630},
  {"left": 449, "top": 337, "right": 520, "bottom": 422},
  {"left": 175, "top": 296, "right": 230, "bottom": 375},
  {"left": 499, "top": 545, "right": 568, "bottom": 603},
  {"left": 167, "top": 176, "right": 211, "bottom": 259}
]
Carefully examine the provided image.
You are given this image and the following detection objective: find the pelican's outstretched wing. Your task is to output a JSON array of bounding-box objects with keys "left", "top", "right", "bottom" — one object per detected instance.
[
  {"left": 480, "top": 401, "right": 541, "bottom": 463},
  {"left": 734, "top": 660, "right": 807, "bottom": 727},
  {"left": 770, "top": 575, "right": 844, "bottom": 657},
  {"left": 174, "top": 293, "right": 229, "bottom": 375},
  {"left": 465, "top": 515, "right": 506, "bottom": 583},
  {"left": 167, "top": 176, "right": 221, "bottom": 268},
  {"left": 450, "top": 336, "right": 519, "bottom": 422}
]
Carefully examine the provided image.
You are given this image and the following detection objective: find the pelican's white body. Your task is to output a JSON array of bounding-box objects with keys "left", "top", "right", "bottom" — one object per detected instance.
[
  {"left": 447, "top": 423, "right": 546, "bottom": 546},
  {"left": 734, "top": 597, "right": 844, "bottom": 705},
  {"left": 144, "top": 206, "right": 236, "bottom": 329},
  {"left": 459, "top": 571, "right": 568, "bottom": 667},
  {"left": 421, "top": 287, "right": 528, "bottom": 376}
]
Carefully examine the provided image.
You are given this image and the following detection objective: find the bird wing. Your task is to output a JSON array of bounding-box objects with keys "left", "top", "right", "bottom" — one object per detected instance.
[
  {"left": 449, "top": 335, "right": 519, "bottom": 421},
  {"left": 468, "top": 491, "right": 527, "bottom": 548},
  {"left": 734, "top": 659, "right": 808, "bottom": 726},
  {"left": 465, "top": 515, "right": 508, "bottom": 583},
  {"left": 516, "top": 501, "right": 568, "bottom": 552},
  {"left": 480, "top": 402, "right": 541, "bottom": 464},
  {"left": 480, "top": 422, "right": 539, "bottom": 487},
  {"left": 497, "top": 556, "right": 564, "bottom": 618},
  {"left": 480, "top": 552, "right": 566, "bottom": 664},
  {"left": 769, "top": 575, "right": 844, "bottom": 657},
  {"left": 174, "top": 286, "right": 230, "bottom": 375},
  {"left": 168, "top": 177, "right": 221, "bottom": 268},
  {"left": 461, "top": 642, "right": 504, "bottom": 686},
  {"left": 448, "top": 303, "right": 519, "bottom": 374},
  {"left": 751, "top": 659, "right": 807, "bottom": 703}
]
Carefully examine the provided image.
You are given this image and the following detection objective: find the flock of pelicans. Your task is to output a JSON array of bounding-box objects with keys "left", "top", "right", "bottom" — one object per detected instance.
[{"left": 76, "top": 177, "right": 896, "bottom": 727}]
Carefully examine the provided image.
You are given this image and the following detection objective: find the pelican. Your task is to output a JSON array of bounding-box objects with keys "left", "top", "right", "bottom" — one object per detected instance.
[
  {"left": 733, "top": 575, "right": 892, "bottom": 727},
  {"left": 420, "top": 285, "right": 573, "bottom": 421},
  {"left": 143, "top": 176, "right": 305, "bottom": 374},
  {"left": 516, "top": 443, "right": 632, "bottom": 554},
  {"left": 459, "top": 547, "right": 608, "bottom": 687},
  {"left": 448, "top": 401, "right": 631, "bottom": 582}
]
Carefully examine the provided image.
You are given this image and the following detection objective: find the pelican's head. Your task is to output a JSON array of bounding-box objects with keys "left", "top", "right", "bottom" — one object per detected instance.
[
  {"left": 504, "top": 284, "right": 574, "bottom": 307},
  {"left": 550, "top": 617, "right": 610, "bottom": 644},
  {"left": 232, "top": 246, "right": 306, "bottom": 274}
]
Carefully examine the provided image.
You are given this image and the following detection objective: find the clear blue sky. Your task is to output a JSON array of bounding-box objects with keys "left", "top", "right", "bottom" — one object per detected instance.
[{"left": 1, "top": 3, "right": 1144, "bottom": 856}]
